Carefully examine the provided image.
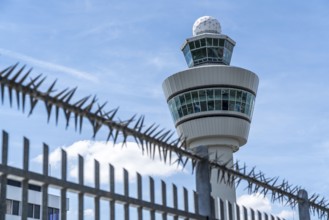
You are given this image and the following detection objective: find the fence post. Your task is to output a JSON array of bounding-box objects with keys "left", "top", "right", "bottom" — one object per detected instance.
[
  {"left": 194, "top": 146, "right": 215, "bottom": 219},
  {"left": 298, "top": 189, "right": 310, "bottom": 220}
]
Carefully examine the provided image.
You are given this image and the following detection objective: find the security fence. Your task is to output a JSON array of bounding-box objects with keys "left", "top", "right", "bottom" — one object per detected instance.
[
  {"left": 0, "top": 130, "right": 285, "bottom": 220},
  {"left": 1, "top": 64, "right": 326, "bottom": 219}
]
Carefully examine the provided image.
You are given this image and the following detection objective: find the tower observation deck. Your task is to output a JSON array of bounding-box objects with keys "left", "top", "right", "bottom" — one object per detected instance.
[{"left": 162, "top": 16, "right": 259, "bottom": 204}]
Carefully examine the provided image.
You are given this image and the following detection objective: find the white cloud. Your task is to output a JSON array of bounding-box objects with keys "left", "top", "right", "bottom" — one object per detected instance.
[
  {"left": 237, "top": 194, "right": 296, "bottom": 220},
  {"left": 34, "top": 140, "right": 182, "bottom": 184},
  {"left": 277, "top": 210, "right": 295, "bottom": 219},
  {"left": 84, "top": 208, "right": 94, "bottom": 217},
  {"left": 237, "top": 193, "right": 272, "bottom": 213},
  {"left": 0, "top": 48, "right": 98, "bottom": 83}
]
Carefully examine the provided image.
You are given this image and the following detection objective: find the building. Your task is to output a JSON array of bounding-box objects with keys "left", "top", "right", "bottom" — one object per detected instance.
[
  {"left": 162, "top": 16, "right": 259, "bottom": 203},
  {"left": 4, "top": 178, "right": 62, "bottom": 220}
]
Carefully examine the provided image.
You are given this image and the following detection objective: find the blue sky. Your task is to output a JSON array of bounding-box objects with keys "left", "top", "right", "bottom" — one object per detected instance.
[{"left": 1, "top": 0, "right": 329, "bottom": 219}]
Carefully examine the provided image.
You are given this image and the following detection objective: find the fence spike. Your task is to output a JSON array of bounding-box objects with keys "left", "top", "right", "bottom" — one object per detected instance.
[
  {"left": 21, "top": 91, "right": 27, "bottom": 112},
  {"left": 10, "top": 65, "right": 26, "bottom": 82},
  {"left": 106, "top": 126, "right": 114, "bottom": 142},
  {"left": 55, "top": 106, "right": 60, "bottom": 125},
  {"left": 78, "top": 115, "right": 84, "bottom": 133},
  {"left": 8, "top": 86, "right": 13, "bottom": 107},
  {"left": 133, "top": 115, "right": 143, "bottom": 130},
  {"left": 59, "top": 88, "right": 76, "bottom": 102},
  {"left": 83, "top": 95, "right": 97, "bottom": 112},
  {"left": 73, "top": 95, "right": 91, "bottom": 108},
  {"left": 18, "top": 68, "right": 33, "bottom": 84},
  {"left": 63, "top": 87, "right": 77, "bottom": 103},
  {"left": 15, "top": 89, "right": 20, "bottom": 109},
  {"left": 26, "top": 74, "right": 43, "bottom": 88},
  {"left": 105, "top": 107, "right": 119, "bottom": 121},
  {"left": 45, "top": 79, "right": 57, "bottom": 94},
  {"left": 146, "top": 124, "right": 160, "bottom": 136},
  {"left": 94, "top": 101, "right": 108, "bottom": 115},
  {"left": 0, "top": 83, "right": 4, "bottom": 104},
  {"left": 3, "top": 63, "right": 18, "bottom": 78},
  {"left": 113, "top": 129, "right": 120, "bottom": 144},
  {"left": 28, "top": 96, "right": 38, "bottom": 116},
  {"left": 32, "top": 76, "right": 47, "bottom": 90},
  {"left": 44, "top": 101, "right": 53, "bottom": 123},
  {"left": 0, "top": 65, "right": 13, "bottom": 77},
  {"left": 152, "top": 128, "right": 165, "bottom": 139},
  {"left": 64, "top": 109, "right": 71, "bottom": 129}
]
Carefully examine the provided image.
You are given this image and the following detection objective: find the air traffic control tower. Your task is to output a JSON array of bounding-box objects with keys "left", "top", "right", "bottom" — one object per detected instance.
[{"left": 162, "top": 16, "right": 259, "bottom": 203}]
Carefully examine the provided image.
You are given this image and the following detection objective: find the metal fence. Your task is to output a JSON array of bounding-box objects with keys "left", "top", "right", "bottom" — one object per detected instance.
[{"left": 0, "top": 130, "right": 285, "bottom": 220}]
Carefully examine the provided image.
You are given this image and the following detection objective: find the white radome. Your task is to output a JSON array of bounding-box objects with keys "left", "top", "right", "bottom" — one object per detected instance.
[{"left": 192, "top": 16, "right": 221, "bottom": 36}]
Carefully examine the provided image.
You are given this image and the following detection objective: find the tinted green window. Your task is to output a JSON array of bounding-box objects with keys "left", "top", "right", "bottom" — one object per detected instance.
[
  {"left": 179, "top": 95, "right": 185, "bottom": 105},
  {"left": 207, "top": 47, "right": 218, "bottom": 58},
  {"left": 222, "top": 89, "right": 229, "bottom": 100},
  {"left": 223, "top": 48, "right": 232, "bottom": 64},
  {"left": 245, "top": 103, "right": 250, "bottom": 115},
  {"left": 193, "top": 102, "right": 201, "bottom": 112},
  {"left": 236, "top": 91, "right": 242, "bottom": 101},
  {"left": 187, "top": 103, "right": 194, "bottom": 114},
  {"left": 168, "top": 88, "right": 255, "bottom": 122},
  {"left": 206, "top": 38, "right": 213, "bottom": 46},
  {"left": 215, "top": 89, "right": 221, "bottom": 99},
  {"left": 225, "top": 41, "right": 234, "bottom": 51},
  {"left": 235, "top": 102, "right": 241, "bottom": 112},
  {"left": 185, "top": 93, "right": 192, "bottom": 104},
  {"left": 246, "top": 93, "right": 251, "bottom": 103},
  {"left": 208, "top": 100, "right": 215, "bottom": 110},
  {"left": 213, "top": 38, "right": 219, "bottom": 46},
  {"left": 223, "top": 100, "right": 228, "bottom": 110},
  {"left": 207, "top": 89, "right": 214, "bottom": 99},
  {"left": 182, "top": 105, "right": 188, "bottom": 116},
  {"left": 178, "top": 108, "right": 183, "bottom": 117},
  {"left": 200, "top": 101, "right": 207, "bottom": 111},
  {"left": 192, "top": 91, "right": 199, "bottom": 102},
  {"left": 195, "top": 40, "right": 201, "bottom": 48},
  {"left": 242, "top": 92, "right": 247, "bottom": 103},
  {"left": 215, "top": 100, "right": 221, "bottom": 110},
  {"left": 217, "top": 48, "right": 223, "bottom": 57},
  {"left": 200, "top": 38, "right": 206, "bottom": 47},
  {"left": 230, "top": 90, "right": 236, "bottom": 100},
  {"left": 192, "top": 48, "right": 207, "bottom": 60},
  {"left": 241, "top": 103, "right": 246, "bottom": 113},
  {"left": 219, "top": 39, "right": 225, "bottom": 46},
  {"left": 229, "top": 101, "right": 235, "bottom": 111},
  {"left": 189, "top": 42, "right": 195, "bottom": 50},
  {"left": 174, "top": 97, "right": 180, "bottom": 107},
  {"left": 183, "top": 45, "right": 190, "bottom": 55},
  {"left": 199, "top": 90, "right": 206, "bottom": 101}
]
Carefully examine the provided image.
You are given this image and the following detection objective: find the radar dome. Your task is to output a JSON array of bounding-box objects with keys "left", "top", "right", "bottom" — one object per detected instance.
[{"left": 192, "top": 16, "right": 221, "bottom": 36}]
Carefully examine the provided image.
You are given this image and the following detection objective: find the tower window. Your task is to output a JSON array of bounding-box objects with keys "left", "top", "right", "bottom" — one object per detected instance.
[
  {"left": 206, "top": 38, "right": 213, "bottom": 46},
  {"left": 200, "top": 38, "right": 206, "bottom": 47},
  {"left": 167, "top": 88, "right": 255, "bottom": 123}
]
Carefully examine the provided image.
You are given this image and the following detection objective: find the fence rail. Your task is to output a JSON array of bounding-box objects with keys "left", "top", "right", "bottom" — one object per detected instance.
[
  {"left": 0, "top": 130, "right": 207, "bottom": 220},
  {"left": 0, "top": 130, "right": 286, "bottom": 220}
]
